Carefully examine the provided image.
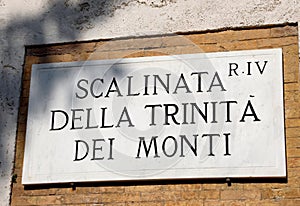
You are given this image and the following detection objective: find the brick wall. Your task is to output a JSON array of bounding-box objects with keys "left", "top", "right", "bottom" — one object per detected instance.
[{"left": 11, "top": 24, "right": 300, "bottom": 205}]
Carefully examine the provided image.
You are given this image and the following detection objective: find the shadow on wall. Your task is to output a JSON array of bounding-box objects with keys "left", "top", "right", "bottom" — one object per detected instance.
[{"left": 0, "top": 0, "right": 127, "bottom": 203}]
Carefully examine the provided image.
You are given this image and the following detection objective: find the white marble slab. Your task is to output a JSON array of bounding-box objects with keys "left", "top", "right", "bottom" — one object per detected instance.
[{"left": 22, "top": 48, "right": 286, "bottom": 184}]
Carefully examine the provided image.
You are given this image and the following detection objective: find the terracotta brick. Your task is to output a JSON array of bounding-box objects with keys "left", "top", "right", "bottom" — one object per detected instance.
[
  {"left": 220, "top": 190, "right": 261, "bottom": 200},
  {"left": 19, "top": 104, "right": 28, "bottom": 115},
  {"left": 99, "top": 186, "right": 125, "bottom": 194},
  {"left": 285, "top": 91, "right": 300, "bottom": 102},
  {"left": 187, "top": 30, "right": 238, "bottom": 44},
  {"left": 19, "top": 98, "right": 28, "bottom": 107},
  {"left": 54, "top": 187, "right": 74, "bottom": 195},
  {"left": 285, "top": 102, "right": 300, "bottom": 119},
  {"left": 287, "top": 157, "right": 300, "bottom": 168},
  {"left": 14, "top": 158, "right": 24, "bottom": 170},
  {"left": 107, "top": 49, "right": 144, "bottom": 59},
  {"left": 11, "top": 196, "right": 37, "bottom": 206},
  {"left": 286, "top": 176, "right": 300, "bottom": 188},
  {"left": 165, "top": 199, "right": 204, "bottom": 206},
  {"left": 286, "top": 128, "right": 300, "bottom": 138},
  {"left": 16, "top": 132, "right": 25, "bottom": 143},
  {"left": 199, "top": 190, "right": 220, "bottom": 200},
  {"left": 276, "top": 199, "right": 300, "bottom": 206},
  {"left": 162, "top": 35, "right": 196, "bottom": 47},
  {"left": 160, "top": 190, "right": 183, "bottom": 201},
  {"left": 180, "top": 190, "right": 200, "bottom": 200},
  {"left": 287, "top": 138, "right": 300, "bottom": 150},
  {"left": 143, "top": 50, "right": 169, "bottom": 57},
  {"left": 283, "top": 53, "right": 299, "bottom": 76},
  {"left": 23, "top": 68, "right": 32, "bottom": 81},
  {"left": 282, "top": 44, "right": 299, "bottom": 56},
  {"left": 258, "top": 36, "right": 298, "bottom": 48},
  {"left": 196, "top": 44, "right": 223, "bottom": 52},
  {"left": 125, "top": 185, "right": 163, "bottom": 193},
  {"left": 27, "top": 44, "right": 83, "bottom": 56},
  {"left": 107, "top": 203, "right": 126, "bottom": 206},
  {"left": 86, "top": 51, "right": 110, "bottom": 60},
  {"left": 176, "top": 183, "right": 202, "bottom": 191},
  {"left": 261, "top": 188, "right": 284, "bottom": 200},
  {"left": 140, "top": 192, "right": 163, "bottom": 201},
  {"left": 101, "top": 192, "right": 141, "bottom": 203},
  {"left": 15, "top": 146, "right": 24, "bottom": 162},
  {"left": 144, "top": 46, "right": 184, "bottom": 55},
  {"left": 61, "top": 194, "right": 101, "bottom": 204},
  {"left": 36, "top": 195, "right": 63, "bottom": 205},
  {"left": 271, "top": 26, "right": 298, "bottom": 38},
  {"left": 281, "top": 188, "right": 300, "bottom": 199},
  {"left": 283, "top": 73, "right": 299, "bottom": 85},
  {"left": 233, "top": 183, "right": 282, "bottom": 191},
  {"left": 235, "top": 28, "right": 271, "bottom": 40},
  {"left": 245, "top": 200, "right": 281, "bottom": 206},
  {"left": 217, "top": 40, "right": 258, "bottom": 51},
  {"left": 204, "top": 200, "right": 246, "bottom": 206},
  {"left": 284, "top": 83, "right": 300, "bottom": 91},
  {"left": 125, "top": 50, "right": 146, "bottom": 58},
  {"left": 128, "top": 201, "right": 163, "bottom": 206},
  {"left": 97, "top": 38, "right": 162, "bottom": 52}
]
